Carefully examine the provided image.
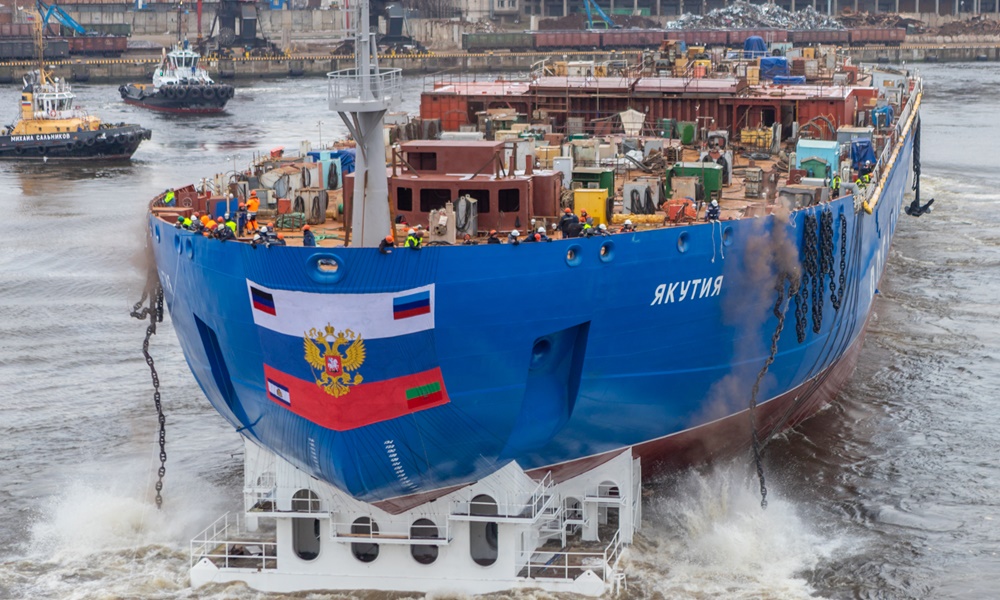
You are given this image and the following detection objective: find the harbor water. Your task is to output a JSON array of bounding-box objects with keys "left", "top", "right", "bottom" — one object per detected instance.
[{"left": 1, "top": 64, "right": 998, "bottom": 599}]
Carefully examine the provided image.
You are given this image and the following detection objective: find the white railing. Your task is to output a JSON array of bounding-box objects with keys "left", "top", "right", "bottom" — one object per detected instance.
[
  {"left": 328, "top": 517, "right": 452, "bottom": 545},
  {"left": 518, "top": 528, "right": 624, "bottom": 583},
  {"left": 451, "top": 472, "right": 556, "bottom": 521},
  {"left": 327, "top": 67, "right": 403, "bottom": 108},
  {"left": 190, "top": 512, "right": 278, "bottom": 571}
]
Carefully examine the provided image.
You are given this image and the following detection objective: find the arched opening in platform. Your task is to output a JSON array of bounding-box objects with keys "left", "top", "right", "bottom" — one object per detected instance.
[
  {"left": 469, "top": 494, "right": 499, "bottom": 566},
  {"left": 291, "top": 489, "right": 321, "bottom": 561},
  {"left": 598, "top": 480, "right": 621, "bottom": 534},
  {"left": 351, "top": 517, "right": 380, "bottom": 563},
  {"left": 410, "top": 518, "right": 439, "bottom": 565}
]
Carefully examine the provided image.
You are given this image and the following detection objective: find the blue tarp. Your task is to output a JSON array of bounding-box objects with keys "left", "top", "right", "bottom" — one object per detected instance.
[
  {"left": 872, "top": 105, "right": 895, "bottom": 128},
  {"left": 759, "top": 57, "right": 789, "bottom": 80},
  {"left": 742, "top": 35, "right": 767, "bottom": 59},
  {"left": 850, "top": 139, "right": 877, "bottom": 169},
  {"left": 773, "top": 75, "right": 807, "bottom": 85}
]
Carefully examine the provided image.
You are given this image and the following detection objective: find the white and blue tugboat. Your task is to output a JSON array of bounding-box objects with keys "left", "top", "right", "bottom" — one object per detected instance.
[{"left": 119, "top": 41, "right": 234, "bottom": 114}]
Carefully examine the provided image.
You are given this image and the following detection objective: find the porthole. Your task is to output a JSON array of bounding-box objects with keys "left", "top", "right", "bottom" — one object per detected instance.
[
  {"left": 599, "top": 240, "right": 615, "bottom": 262},
  {"left": 174, "top": 233, "right": 182, "bottom": 254},
  {"left": 722, "top": 226, "right": 734, "bottom": 247},
  {"left": 154, "top": 224, "right": 160, "bottom": 243},
  {"left": 184, "top": 238, "right": 194, "bottom": 259},
  {"left": 565, "top": 244, "right": 583, "bottom": 267}
]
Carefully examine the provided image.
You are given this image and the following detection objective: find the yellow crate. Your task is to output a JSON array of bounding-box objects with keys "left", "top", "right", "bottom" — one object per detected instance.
[{"left": 573, "top": 189, "right": 609, "bottom": 226}]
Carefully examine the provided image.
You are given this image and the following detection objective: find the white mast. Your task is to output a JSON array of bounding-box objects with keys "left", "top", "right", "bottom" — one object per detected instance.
[{"left": 328, "top": 0, "right": 401, "bottom": 247}]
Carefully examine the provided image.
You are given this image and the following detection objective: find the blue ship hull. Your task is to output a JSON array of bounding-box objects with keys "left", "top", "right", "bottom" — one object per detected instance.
[{"left": 149, "top": 118, "right": 916, "bottom": 506}]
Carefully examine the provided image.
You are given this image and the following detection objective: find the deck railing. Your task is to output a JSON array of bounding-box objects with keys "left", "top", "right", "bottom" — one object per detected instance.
[
  {"left": 518, "top": 528, "right": 625, "bottom": 584},
  {"left": 450, "top": 471, "right": 556, "bottom": 521},
  {"left": 190, "top": 512, "right": 278, "bottom": 571}
]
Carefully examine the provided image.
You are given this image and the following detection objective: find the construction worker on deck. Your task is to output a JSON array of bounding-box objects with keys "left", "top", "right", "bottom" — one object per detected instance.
[
  {"left": 379, "top": 234, "right": 394, "bottom": 254},
  {"left": 487, "top": 230, "right": 501, "bottom": 244},
  {"left": 163, "top": 189, "right": 175, "bottom": 206},
  {"left": 215, "top": 217, "right": 235, "bottom": 241},
  {"left": 225, "top": 214, "right": 237, "bottom": 234},
  {"left": 302, "top": 224, "right": 317, "bottom": 247},
  {"left": 558, "top": 207, "right": 577, "bottom": 231},
  {"left": 832, "top": 174, "right": 841, "bottom": 198},
  {"left": 507, "top": 229, "right": 520, "bottom": 245},
  {"left": 619, "top": 219, "right": 635, "bottom": 233},
  {"left": 236, "top": 202, "right": 248, "bottom": 236},
  {"left": 535, "top": 226, "right": 550, "bottom": 242},
  {"left": 246, "top": 192, "right": 260, "bottom": 233},
  {"left": 405, "top": 228, "right": 422, "bottom": 250},
  {"left": 596, "top": 223, "right": 609, "bottom": 236},
  {"left": 272, "top": 233, "right": 287, "bottom": 246},
  {"left": 706, "top": 199, "right": 721, "bottom": 221}
]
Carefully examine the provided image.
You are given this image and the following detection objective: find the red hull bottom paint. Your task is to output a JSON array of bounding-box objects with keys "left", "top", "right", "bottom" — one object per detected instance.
[
  {"left": 122, "top": 98, "right": 225, "bottom": 115},
  {"left": 373, "top": 322, "right": 870, "bottom": 515}
]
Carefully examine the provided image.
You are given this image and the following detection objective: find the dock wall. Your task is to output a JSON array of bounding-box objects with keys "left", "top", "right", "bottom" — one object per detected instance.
[{"left": 0, "top": 44, "right": 995, "bottom": 85}]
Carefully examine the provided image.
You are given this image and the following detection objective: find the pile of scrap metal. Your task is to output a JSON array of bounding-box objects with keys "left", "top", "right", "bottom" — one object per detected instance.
[{"left": 665, "top": 0, "right": 843, "bottom": 30}]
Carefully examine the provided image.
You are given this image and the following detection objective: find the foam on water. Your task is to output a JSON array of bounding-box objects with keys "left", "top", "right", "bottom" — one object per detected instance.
[{"left": 626, "top": 462, "right": 857, "bottom": 600}]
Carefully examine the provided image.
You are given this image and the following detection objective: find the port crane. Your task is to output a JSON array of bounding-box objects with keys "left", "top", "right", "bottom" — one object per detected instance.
[{"left": 583, "top": 0, "right": 620, "bottom": 29}]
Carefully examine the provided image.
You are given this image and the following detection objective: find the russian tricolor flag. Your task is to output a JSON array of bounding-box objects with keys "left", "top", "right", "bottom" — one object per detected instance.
[{"left": 393, "top": 291, "right": 431, "bottom": 320}]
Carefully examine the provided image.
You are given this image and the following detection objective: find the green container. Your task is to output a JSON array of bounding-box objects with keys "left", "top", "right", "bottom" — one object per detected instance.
[
  {"left": 572, "top": 167, "right": 615, "bottom": 203},
  {"left": 800, "top": 157, "right": 830, "bottom": 179},
  {"left": 658, "top": 118, "right": 676, "bottom": 138},
  {"left": 677, "top": 121, "right": 696, "bottom": 145},
  {"left": 671, "top": 162, "right": 724, "bottom": 197},
  {"left": 569, "top": 133, "right": 591, "bottom": 141}
]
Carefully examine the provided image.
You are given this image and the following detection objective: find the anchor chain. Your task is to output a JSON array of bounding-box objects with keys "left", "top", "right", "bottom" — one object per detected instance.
[
  {"left": 820, "top": 210, "right": 839, "bottom": 310},
  {"left": 906, "top": 116, "right": 934, "bottom": 217},
  {"left": 838, "top": 214, "right": 848, "bottom": 307},
  {"left": 748, "top": 272, "right": 798, "bottom": 510},
  {"left": 803, "top": 214, "right": 823, "bottom": 333},
  {"left": 130, "top": 270, "right": 167, "bottom": 509}
]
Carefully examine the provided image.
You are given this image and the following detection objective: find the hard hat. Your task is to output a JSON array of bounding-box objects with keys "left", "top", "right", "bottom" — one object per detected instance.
[
  {"left": 624, "top": 219, "right": 632, "bottom": 225},
  {"left": 224, "top": 213, "right": 230, "bottom": 219},
  {"left": 250, "top": 190, "right": 257, "bottom": 196},
  {"left": 253, "top": 234, "right": 261, "bottom": 241},
  {"left": 581, "top": 210, "right": 588, "bottom": 215},
  {"left": 564, "top": 207, "right": 571, "bottom": 213},
  {"left": 511, "top": 229, "right": 520, "bottom": 236},
  {"left": 238, "top": 203, "right": 245, "bottom": 209},
  {"left": 216, "top": 216, "right": 224, "bottom": 223},
  {"left": 407, "top": 228, "right": 415, "bottom": 234},
  {"left": 385, "top": 234, "right": 394, "bottom": 243},
  {"left": 303, "top": 224, "right": 310, "bottom": 231},
  {"left": 260, "top": 225, "right": 268, "bottom": 233},
  {"left": 711, "top": 199, "right": 718, "bottom": 206},
  {"left": 537, "top": 227, "right": 545, "bottom": 233},
  {"left": 489, "top": 229, "right": 497, "bottom": 235},
  {"left": 277, "top": 233, "right": 284, "bottom": 240},
  {"left": 598, "top": 223, "right": 607, "bottom": 230}
]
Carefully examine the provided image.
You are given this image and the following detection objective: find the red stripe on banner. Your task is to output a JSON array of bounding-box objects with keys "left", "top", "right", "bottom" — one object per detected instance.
[
  {"left": 393, "top": 305, "right": 431, "bottom": 320},
  {"left": 253, "top": 300, "right": 276, "bottom": 315},
  {"left": 407, "top": 390, "right": 444, "bottom": 411},
  {"left": 263, "top": 365, "right": 450, "bottom": 431}
]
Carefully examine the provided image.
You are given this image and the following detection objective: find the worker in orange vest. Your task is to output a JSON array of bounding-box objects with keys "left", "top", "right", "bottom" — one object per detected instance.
[{"left": 246, "top": 192, "right": 260, "bottom": 233}]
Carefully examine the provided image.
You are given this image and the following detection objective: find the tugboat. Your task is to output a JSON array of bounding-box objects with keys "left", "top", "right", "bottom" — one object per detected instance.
[
  {"left": 0, "top": 54, "right": 150, "bottom": 160},
  {"left": 119, "top": 41, "right": 235, "bottom": 114}
]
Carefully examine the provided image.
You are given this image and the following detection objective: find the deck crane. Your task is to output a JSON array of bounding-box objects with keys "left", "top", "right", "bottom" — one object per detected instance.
[
  {"left": 583, "top": 0, "right": 620, "bottom": 29},
  {"left": 36, "top": 0, "right": 90, "bottom": 36}
]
